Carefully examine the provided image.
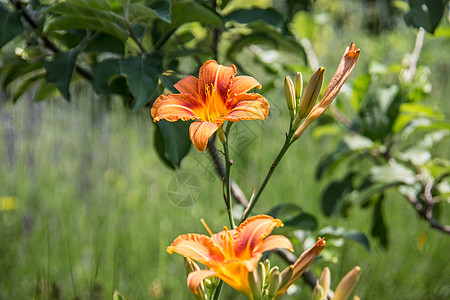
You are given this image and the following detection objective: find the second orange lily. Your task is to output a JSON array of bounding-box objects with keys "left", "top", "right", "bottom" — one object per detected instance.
[
  {"left": 166, "top": 215, "right": 293, "bottom": 298},
  {"left": 151, "top": 60, "right": 270, "bottom": 152}
]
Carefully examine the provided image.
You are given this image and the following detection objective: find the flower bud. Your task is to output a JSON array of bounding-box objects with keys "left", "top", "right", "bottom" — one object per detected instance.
[
  {"left": 284, "top": 76, "right": 296, "bottom": 120},
  {"left": 217, "top": 126, "right": 226, "bottom": 144},
  {"left": 248, "top": 262, "right": 264, "bottom": 300},
  {"left": 311, "top": 283, "right": 325, "bottom": 300},
  {"left": 318, "top": 267, "right": 331, "bottom": 296},
  {"left": 333, "top": 266, "right": 361, "bottom": 300},
  {"left": 267, "top": 266, "right": 281, "bottom": 297},
  {"left": 184, "top": 258, "right": 206, "bottom": 300},
  {"left": 294, "top": 72, "right": 303, "bottom": 102},
  {"left": 298, "top": 67, "right": 324, "bottom": 119}
]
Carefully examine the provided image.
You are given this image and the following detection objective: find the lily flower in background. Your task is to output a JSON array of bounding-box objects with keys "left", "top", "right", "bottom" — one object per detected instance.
[
  {"left": 166, "top": 215, "right": 293, "bottom": 299},
  {"left": 151, "top": 60, "right": 269, "bottom": 151}
]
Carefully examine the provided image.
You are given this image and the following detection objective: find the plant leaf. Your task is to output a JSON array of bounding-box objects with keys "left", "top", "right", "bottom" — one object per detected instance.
[
  {"left": 119, "top": 53, "right": 163, "bottom": 110},
  {"left": 155, "top": 120, "right": 192, "bottom": 168},
  {"left": 0, "top": 4, "right": 23, "bottom": 47},
  {"left": 319, "top": 226, "right": 371, "bottom": 253},
  {"left": 43, "top": 48, "right": 81, "bottom": 100}
]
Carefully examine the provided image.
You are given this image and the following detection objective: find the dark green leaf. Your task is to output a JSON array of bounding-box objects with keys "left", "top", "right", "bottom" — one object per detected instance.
[
  {"left": 85, "top": 33, "right": 124, "bottom": 54},
  {"left": 92, "top": 59, "right": 121, "bottom": 95},
  {"left": 0, "top": 5, "right": 23, "bottom": 47},
  {"left": 349, "top": 180, "right": 403, "bottom": 206},
  {"left": 166, "top": 1, "right": 222, "bottom": 30},
  {"left": 404, "top": 0, "right": 445, "bottom": 34},
  {"left": 371, "top": 196, "right": 389, "bottom": 248},
  {"left": 149, "top": 0, "right": 172, "bottom": 23},
  {"left": 12, "top": 73, "right": 45, "bottom": 103},
  {"left": 319, "top": 226, "right": 371, "bottom": 252},
  {"left": 119, "top": 53, "right": 163, "bottom": 110},
  {"left": 43, "top": 48, "right": 81, "bottom": 100},
  {"left": 321, "top": 173, "right": 354, "bottom": 216},
  {"left": 315, "top": 142, "right": 353, "bottom": 180},
  {"left": 154, "top": 124, "right": 176, "bottom": 169},
  {"left": 2, "top": 59, "right": 43, "bottom": 89},
  {"left": 284, "top": 213, "right": 318, "bottom": 231},
  {"left": 46, "top": 1, "right": 128, "bottom": 41},
  {"left": 225, "top": 8, "right": 288, "bottom": 33},
  {"left": 155, "top": 120, "right": 192, "bottom": 168}
]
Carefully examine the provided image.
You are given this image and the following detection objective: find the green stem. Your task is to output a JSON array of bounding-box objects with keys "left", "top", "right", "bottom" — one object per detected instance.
[
  {"left": 212, "top": 280, "right": 224, "bottom": 300},
  {"left": 223, "top": 123, "right": 236, "bottom": 229},
  {"left": 240, "top": 131, "right": 294, "bottom": 223}
]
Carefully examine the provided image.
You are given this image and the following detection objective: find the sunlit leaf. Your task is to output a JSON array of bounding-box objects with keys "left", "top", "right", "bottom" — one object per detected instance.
[
  {"left": 43, "top": 48, "right": 81, "bottom": 100},
  {"left": 2, "top": 59, "right": 43, "bottom": 89},
  {"left": 290, "top": 10, "right": 315, "bottom": 40},
  {"left": 370, "top": 163, "right": 416, "bottom": 185},
  {"left": 319, "top": 226, "right": 371, "bottom": 252}
]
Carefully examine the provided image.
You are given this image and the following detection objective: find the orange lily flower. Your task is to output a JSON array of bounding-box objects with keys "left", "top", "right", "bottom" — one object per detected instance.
[
  {"left": 151, "top": 60, "right": 269, "bottom": 151},
  {"left": 166, "top": 215, "right": 293, "bottom": 298}
]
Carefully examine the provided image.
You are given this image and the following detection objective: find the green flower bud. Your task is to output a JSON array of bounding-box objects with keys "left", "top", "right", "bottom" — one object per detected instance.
[
  {"left": 294, "top": 72, "right": 303, "bottom": 103},
  {"left": 284, "top": 76, "right": 296, "bottom": 120}
]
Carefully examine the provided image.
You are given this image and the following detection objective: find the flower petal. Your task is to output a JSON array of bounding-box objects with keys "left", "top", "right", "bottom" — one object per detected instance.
[
  {"left": 166, "top": 233, "right": 224, "bottom": 267},
  {"left": 233, "top": 215, "right": 284, "bottom": 258},
  {"left": 228, "top": 76, "right": 261, "bottom": 96},
  {"left": 222, "top": 93, "right": 269, "bottom": 121},
  {"left": 255, "top": 235, "right": 294, "bottom": 253},
  {"left": 189, "top": 121, "right": 219, "bottom": 152},
  {"left": 215, "top": 260, "right": 254, "bottom": 296},
  {"left": 174, "top": 75, "right": 199, "bottom": 99},
  {"left": 187, "top": 270, "right": 216, "bottom": 296},
  {"left": 151, "top": 93, "right": 204, "bottom": 122},
  {"left": 198, "top": 60, "right": 236, "bottom": 102}
]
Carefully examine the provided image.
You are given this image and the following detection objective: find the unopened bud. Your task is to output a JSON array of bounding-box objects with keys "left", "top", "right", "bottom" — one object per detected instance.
[
  {"left": 298, "top": 67, "right": 324, "bottom": 119},
  {"left": 318, "top": 267, "right": 331, "bottom": 296},
  {"left": 294, "top": 72, "right": 303, "bottom": 102},
  {"left": 284, "top": 76, "right": 296, "bottom": 120},
  {"left": 184, "top": 258, "right": 206, "bottom": 300},
  {"left": 248, "top": 262, "right": 264, "bottom": 300},
  {"left": 333, "top": 266, "right": 361, "bottom": 300},
  {"left": 311, "top": 283, "right": 325, "bottom": 300},
  {"left": 217, "top": 126, "right": 226, "bottom": 144},
  {"left": 267, "top": 267, "right": 281, "bottom": 297}
]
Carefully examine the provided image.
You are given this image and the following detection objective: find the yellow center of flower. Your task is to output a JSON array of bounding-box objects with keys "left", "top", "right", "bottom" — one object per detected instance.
[{"left": 204, "top": 84, "right": 226, "bottom": 123}]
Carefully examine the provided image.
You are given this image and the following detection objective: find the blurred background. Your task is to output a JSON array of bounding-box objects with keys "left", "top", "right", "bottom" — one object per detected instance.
[{"left": 0, "top": 0, "right": 449, "bottom": 299}]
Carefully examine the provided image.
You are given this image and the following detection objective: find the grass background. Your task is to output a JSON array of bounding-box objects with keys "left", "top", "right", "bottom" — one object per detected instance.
[{"left": 1, "top": 0, "right": 450, "bottom": 299}]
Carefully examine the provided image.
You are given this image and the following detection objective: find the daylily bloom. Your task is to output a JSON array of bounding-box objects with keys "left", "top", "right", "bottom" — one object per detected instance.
[
  {"left": 166, "top": 215, "right": 293, "bottom": 299},
  {"left": 151, "top": 60, "right": 269, "bottom": 152}
]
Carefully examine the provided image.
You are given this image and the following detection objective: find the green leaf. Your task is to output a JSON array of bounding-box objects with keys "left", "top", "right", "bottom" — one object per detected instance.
[
  {"left": 85, "top": 33, "right": 124, "bottom": 54},
  {"left": 349, "top": 181, "right": 403, "bottom": 207},
  {"left": 319, "top": 226, "right": 371, "bottom": 252},
  {"left": 155, "top": 120, "right": 192, "bottom": 168},
  {"left": 370, "top": 163, "right": 416, "bottom": 185},
  {"left": 12, "top": 73, "right": 45, "bottom": 103},
  {"left": 1, "top": 59, "right": 43, "bottom": 89},
  {"left": 167, "top": 1, "right": 222, "bottom": 29},
  {"left": 119, "top": 53, "right": 163, "bottom": 110},
  {"left": 43, "top": 48, "right": 81, "bottom": 100},
  {"left": 225, "top": 8, "right": 288, "bottom": 33},
  {"left": 113, "top": 291, "right": 127, "bottom": 300},
  {"left": 321, "top": 174, "right": 354, "bottom": 216},
  {"left": 315, "top": 142, "right": 354, "bottom": 180},
  {"left": 46, "top": 1, "right": 128, "bottom": 41},
  {"left": 351, "top": 74, "right": 371, "bottom": 111},
  {"left": 35, "top": 83, "right": 59, "bottom": 101},
  {"left": 371, "top": 196, "right": 388, "bottom": 248},
  {"left": 290, "top": 10, "right": 315, "bottom": 40},
  {"left": 267, "top": 203, "right": 317, "bottom": 231},
  {"left": 404, "top": 0, "right": 445, "bottom": 34},
  {"left": 0, "top": 4, "right": 23, "bottom": 47},
  {"left": 149, "top": 0, "right": 171, "bottom": 23},
  {"left": 128, "top": 3, "right": 160, "bottom": 23},
  {"left": 92, "top": 59, "right": 121, "bottom": 94}
]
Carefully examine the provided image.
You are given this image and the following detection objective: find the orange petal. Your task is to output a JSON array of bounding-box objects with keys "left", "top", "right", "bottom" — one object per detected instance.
[
  {"left": 187, "top": 270, "right": 216, "bottom": 296},
  {"left": 215, "top": 260, "right": 254, "bottom": 296},
  {"left": 233, "top": 215, "right": 283, "bottom": 258},
  {"left": 151, "top": 93, "right": 204, "bottom": 122},
  {"left": 222, "top": 93, "right": 269, "bottom": 121},
  {"left": 166, "top": 233, "right": 224, "bottom": 267},
  {"left": 174, "top": 75, "right": 199, "bottom": 99},
  {"left": 189, "top": 121, "right": 219, "bottom": 152},
  {"left": 228, "top": 76, "right": 261, "bottom": 96},
  {"left": 198, "top": 60, "right": 236, "bottom": 102},
  {"left": 256, "top": 235, "right": 294, "bottom": 253}
]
